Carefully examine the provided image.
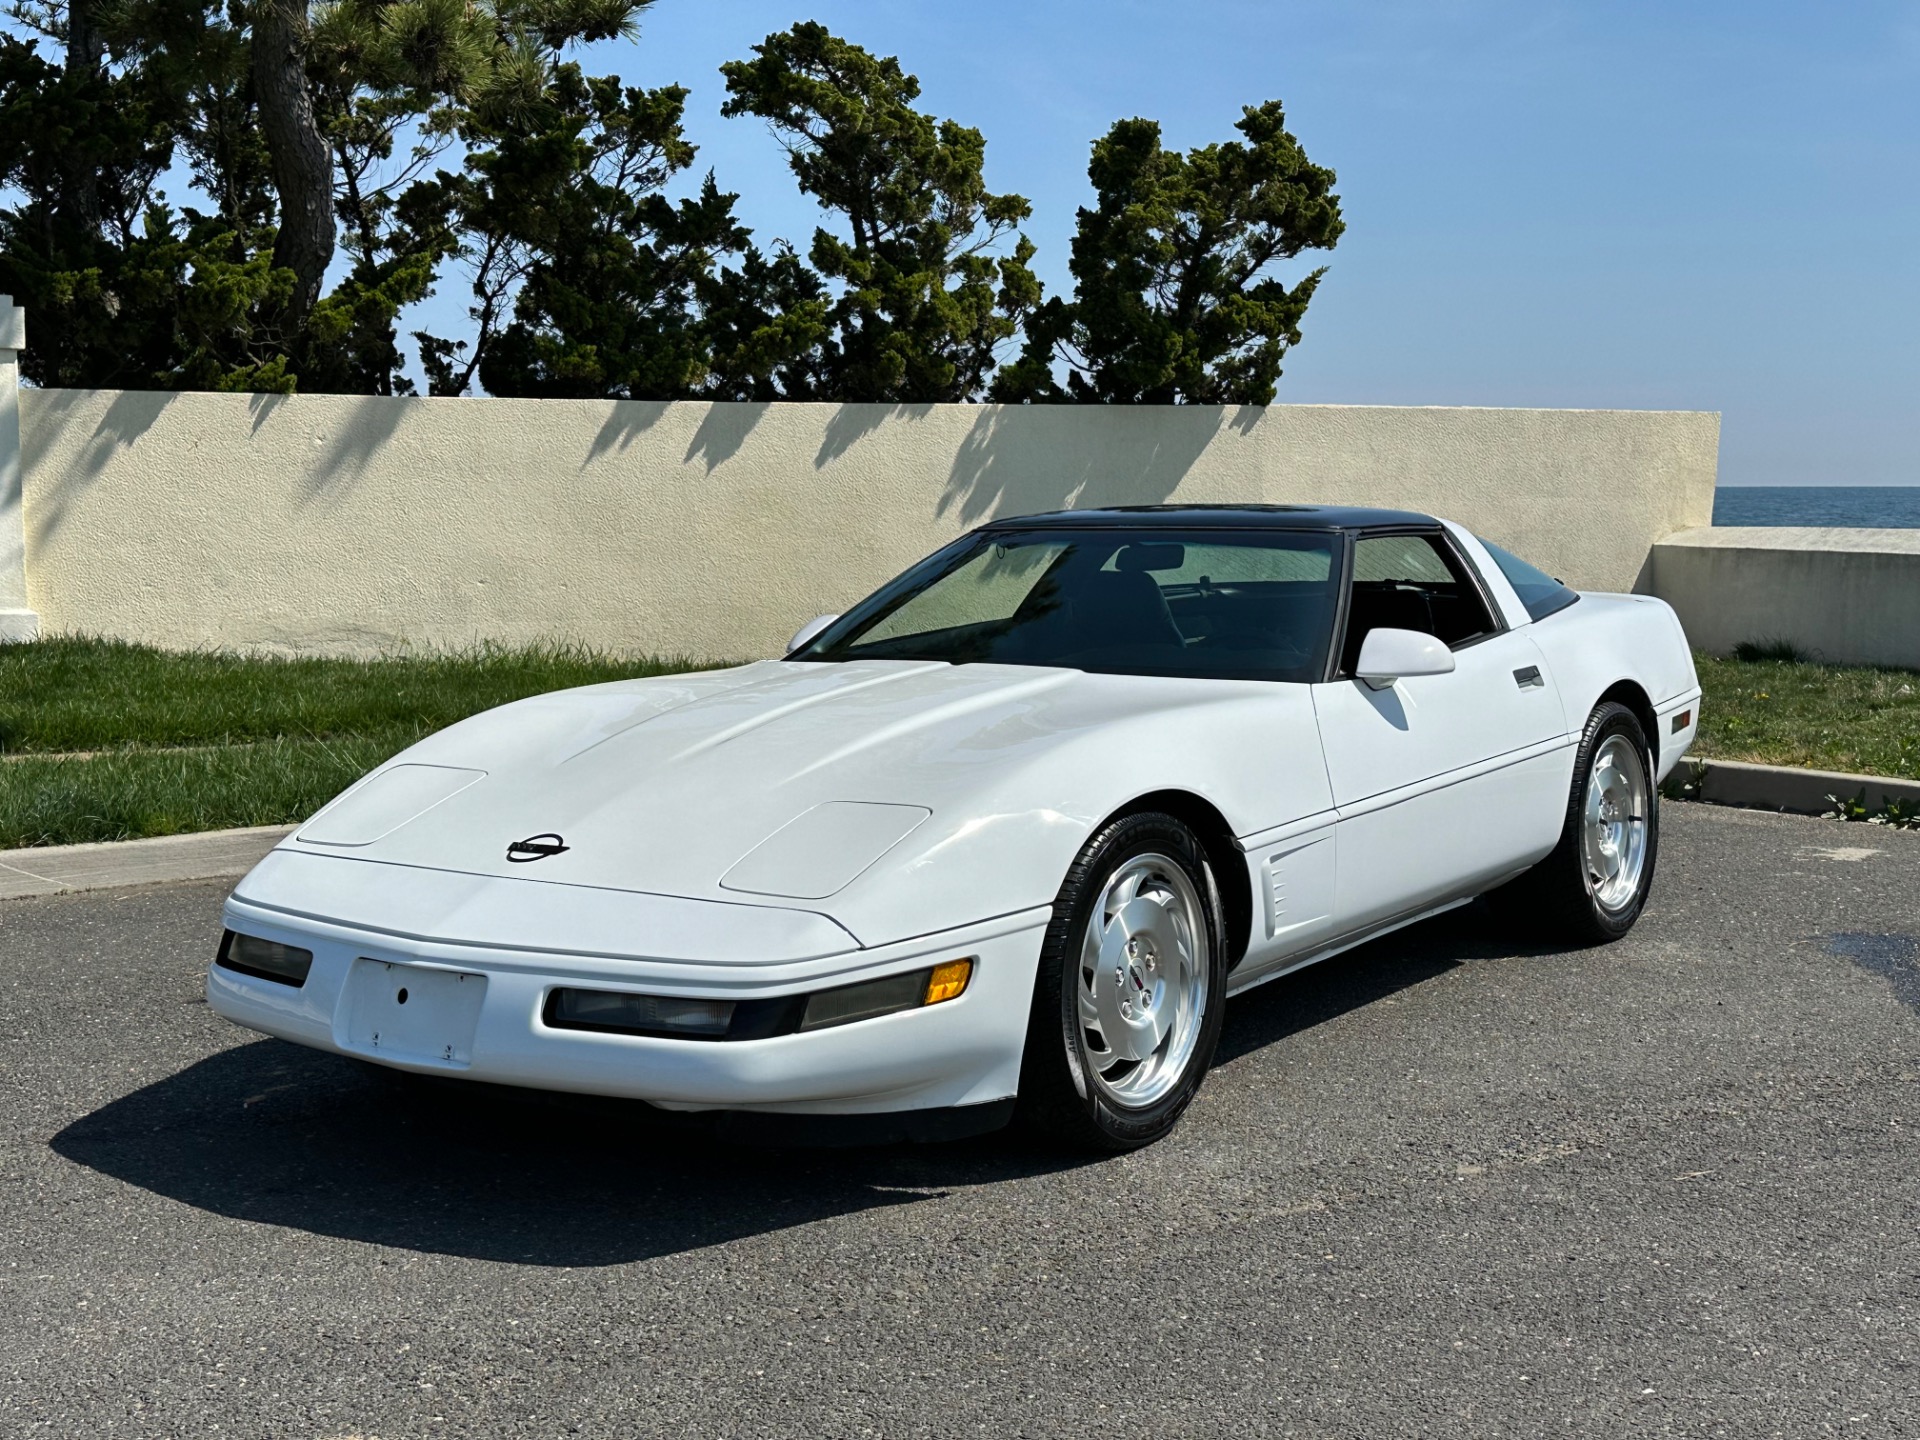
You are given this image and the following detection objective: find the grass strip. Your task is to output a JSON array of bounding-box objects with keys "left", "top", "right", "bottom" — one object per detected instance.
[
  {"left": 0, "top": 636, "right": 722, "bottom": 755},
  {"left": 0, "top": 638, "right": 735, "bottom": 848},
  {"left": 0, "top": 731, "right": 425, "bottom": 849},
  {"left": 1693, "top": 654, "right": 1920, "bottom": 780},
  {"left": 3, "top": 639, "right": 1915, "bottom": 849}
]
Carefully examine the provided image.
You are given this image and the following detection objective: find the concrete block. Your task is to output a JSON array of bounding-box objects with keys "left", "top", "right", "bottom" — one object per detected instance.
[
  {"left": 1649, "top": 527, "right": 1920, "bottom": 670},
  {"left": 1689, "top": 757, "right": 1920, "bottom": 816}
]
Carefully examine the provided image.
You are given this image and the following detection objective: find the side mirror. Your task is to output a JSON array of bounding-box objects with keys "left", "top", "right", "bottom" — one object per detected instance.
[
  {"left": 786, "top": 614, "right": 840, "bottom": 655},
  {"left": 1354, "top": 627, "right": 1455, "bottom": 690}
]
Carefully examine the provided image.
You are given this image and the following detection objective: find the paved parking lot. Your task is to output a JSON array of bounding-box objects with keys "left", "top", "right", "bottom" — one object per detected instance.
[{"left": 2, "top": 802, "right": 1917, "bottom": 1438}]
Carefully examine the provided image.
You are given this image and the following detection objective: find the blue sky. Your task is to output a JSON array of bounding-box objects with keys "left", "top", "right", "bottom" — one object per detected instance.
[{"left": 526, "top": 0, "right": 1915, "bottom": 487}]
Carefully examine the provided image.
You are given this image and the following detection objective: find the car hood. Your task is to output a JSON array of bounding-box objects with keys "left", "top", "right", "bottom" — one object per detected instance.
[
  {"left": 269, "top": 659, "right": 1330, "bottom": 949},
  {"left": 284, "top": 664, "right": 1099, "bottom": 897}
]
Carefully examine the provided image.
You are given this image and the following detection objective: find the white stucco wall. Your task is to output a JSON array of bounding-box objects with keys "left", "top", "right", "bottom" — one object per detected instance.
[
  {"left": 19, "top": 391, "right": 1719, "bottom": 658},
  {"left": 1648, "top": 527, "right": 1920, "bottom": 670}
]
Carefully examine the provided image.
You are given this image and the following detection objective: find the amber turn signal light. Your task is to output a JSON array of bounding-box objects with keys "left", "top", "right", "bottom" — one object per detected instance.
[{"left": 924, "top": 959, "right": 973, "bottom": 1006}]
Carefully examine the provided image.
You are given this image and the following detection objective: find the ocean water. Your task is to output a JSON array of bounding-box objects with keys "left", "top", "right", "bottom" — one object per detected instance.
[{"left": 1714, "top": 486, "right": 1920, "bottom": 528}]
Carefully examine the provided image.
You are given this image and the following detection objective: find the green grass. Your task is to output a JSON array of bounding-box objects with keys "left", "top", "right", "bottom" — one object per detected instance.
[
  {"left": 0, "top": 734, "right": 420, "bottom": 849},
  {"left": 0, "top": 638, "right": 729, "bottom": 848},
  {"left": 1731, "top": 638, "right": 1808, "bottom": 664},
  {"left": 1694, "top": 653, "right": 1920, "bottom": 780},
  {"left": 0, "top": 636, "right": 717, "bottom": 754},
  {"left": 3, "top": 638, "right": 1914, "bottom": 849}
]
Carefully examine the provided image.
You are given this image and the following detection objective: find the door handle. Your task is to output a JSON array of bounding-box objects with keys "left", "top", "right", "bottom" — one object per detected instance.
[{"left": 1513, "top": 665, "right": 1545, "bottom": 689}]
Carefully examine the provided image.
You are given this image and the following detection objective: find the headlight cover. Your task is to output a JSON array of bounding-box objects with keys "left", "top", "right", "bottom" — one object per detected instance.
[
  {"left": 216, "top": 930, "right": 314, "bottom": 987},
  {"left": 719, "top": 801, "right": 931, "bottom": 899},
  {"left": 297, "top": 763, "right": 486, "bottom": 847},
  {"left": 543, "top": 959, "right": 974, "bottom": 1042}
]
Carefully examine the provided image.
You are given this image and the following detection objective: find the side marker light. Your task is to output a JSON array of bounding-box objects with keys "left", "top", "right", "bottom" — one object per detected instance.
[{"left": 924, "top": 959, "right": 973, "bottom": 1006}]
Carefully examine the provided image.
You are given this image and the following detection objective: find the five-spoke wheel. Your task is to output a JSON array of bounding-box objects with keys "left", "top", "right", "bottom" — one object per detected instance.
[
  {"left": 1076, "top": 853, "right": 1210, "bottom": 1110},
  {"left": 1509, "top": 700, "right": 1661, "bottom": 941},
  {"left": 1582, "top": 732, "right": 1651, "bottom": 913},
  {"left": 1018, "top": 812, "right": 1227, "bottom": 1151}
]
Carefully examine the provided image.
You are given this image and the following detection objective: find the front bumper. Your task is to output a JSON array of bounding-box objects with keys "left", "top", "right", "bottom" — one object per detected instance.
[{"left": 210, "top": 854, "right": 1048, "bottom": 1118}]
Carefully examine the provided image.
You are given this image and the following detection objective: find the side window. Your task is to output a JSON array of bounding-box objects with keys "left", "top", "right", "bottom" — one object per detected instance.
[
  {"left": 1342, "top": 533, "right": 1499, "bottom": 674},
  {"left": 1352, "top": 535, "right": 1457, "bottom": 587},
  {"left": 1476, "top": 537, "right": 1580, "bottom": 622}
]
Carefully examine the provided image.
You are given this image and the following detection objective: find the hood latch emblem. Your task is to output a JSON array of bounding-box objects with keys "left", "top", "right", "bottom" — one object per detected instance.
[{"left": 507, "top": 833, "right": 570, "bottom": 863}]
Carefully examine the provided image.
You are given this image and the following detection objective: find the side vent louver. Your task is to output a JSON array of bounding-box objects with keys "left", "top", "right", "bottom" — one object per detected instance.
[{"left": 1264, "top": 835, "right": 1335, "bottom": 944}]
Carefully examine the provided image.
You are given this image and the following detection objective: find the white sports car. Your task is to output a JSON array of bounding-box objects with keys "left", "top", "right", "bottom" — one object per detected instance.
[{"left": 210, "top": 505, "right": 1701, "bottom": 1150}]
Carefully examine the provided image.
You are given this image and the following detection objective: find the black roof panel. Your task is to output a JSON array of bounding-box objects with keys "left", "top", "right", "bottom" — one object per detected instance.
[{"left": 979, "top": 503, "right": 1439, "bottom": 532}]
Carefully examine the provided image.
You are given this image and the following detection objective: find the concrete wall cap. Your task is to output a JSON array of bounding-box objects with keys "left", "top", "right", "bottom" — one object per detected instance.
[{"left": 1660, "top": 525, "right": 1920, "bottom": 555}]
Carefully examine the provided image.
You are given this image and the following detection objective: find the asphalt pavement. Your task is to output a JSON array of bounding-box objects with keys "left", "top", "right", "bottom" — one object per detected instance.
[{"left": 1, "top": 802, "right": 1916, "bottom": 1438}]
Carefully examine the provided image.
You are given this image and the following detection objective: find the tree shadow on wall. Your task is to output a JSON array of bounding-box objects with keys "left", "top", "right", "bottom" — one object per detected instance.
[
  {"left": 299, "top": 395, "right": 410, "bottom": 506},
  {"left": 938, "top": 404, "right": 1248, "bottom": 526},
  {"left": 22, "top": 387, "right": 172, "bottom": 546},
  {"left": 816, "top": 402, "right": 934, "bottom": 468},
  {"left": 685, "top": 401, "right": 771, "bottom": 473},
  {"left": 585, "top": 398, "right": 671, "bottom": 468}
]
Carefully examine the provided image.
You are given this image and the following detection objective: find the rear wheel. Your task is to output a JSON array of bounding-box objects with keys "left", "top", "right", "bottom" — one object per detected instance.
[
  {"left": 1016, "top": 812, "right": 1227, "bottom": 1151},
  {"left": 1513, "top": 701, "right": 1659, "bottom": 942}
]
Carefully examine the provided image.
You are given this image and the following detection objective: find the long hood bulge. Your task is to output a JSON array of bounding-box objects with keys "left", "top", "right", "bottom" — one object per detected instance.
[{"left": 291, "top": 660, "right": 1100, "bottom": 902}]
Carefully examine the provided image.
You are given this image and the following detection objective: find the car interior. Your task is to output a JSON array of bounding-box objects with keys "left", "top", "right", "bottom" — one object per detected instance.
[
  {"left": 815, "top": 528, "right": 1499, "bottom": 685},
  {"left": 1338, "top": 534, "right": 1499, "bottom": 674},
  {"left": 986, "top": 537, "right": 1341, "bottom": 681}
]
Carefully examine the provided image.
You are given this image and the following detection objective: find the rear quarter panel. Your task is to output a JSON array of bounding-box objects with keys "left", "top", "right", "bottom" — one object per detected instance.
[{"left": 1527, "top": 592, "right": 1701, "bottom": 769}]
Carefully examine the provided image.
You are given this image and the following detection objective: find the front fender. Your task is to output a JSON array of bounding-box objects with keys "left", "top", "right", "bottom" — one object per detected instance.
[{"left": 815, "top": 686, "right": 1332, "bottom": 947}]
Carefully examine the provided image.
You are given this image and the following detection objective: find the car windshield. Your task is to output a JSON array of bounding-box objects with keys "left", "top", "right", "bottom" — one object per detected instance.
[{"left": 792, "top": 528, "right": 1341, "bottom": 682}]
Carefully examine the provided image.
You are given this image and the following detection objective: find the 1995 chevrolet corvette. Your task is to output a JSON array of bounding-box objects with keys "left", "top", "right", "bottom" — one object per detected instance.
[{"left": 211, "top": 505, "right": 1701, "bottom": 1150}]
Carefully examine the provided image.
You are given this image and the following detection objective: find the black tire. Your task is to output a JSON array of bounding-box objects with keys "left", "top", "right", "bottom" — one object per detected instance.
[
  {"left": 1015, "top": 812, "right": 1228, "bottom": 1151},
  {"left": 1511, "top": 701, "right": 1660, "bottom": 943}
]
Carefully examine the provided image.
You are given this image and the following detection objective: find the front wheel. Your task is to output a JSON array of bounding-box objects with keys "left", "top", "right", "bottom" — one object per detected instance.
[
  {"left": 1512, "top": 700, "right": 1660, "bottom": 943},
  {"left": 1015, "top": 812, "right": 1228, "bottom": 1151}
]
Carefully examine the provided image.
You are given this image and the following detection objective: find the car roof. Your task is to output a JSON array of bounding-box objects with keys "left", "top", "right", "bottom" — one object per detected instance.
[{"left": 977, "top": 503, "right": 1441, "bottom": 533}]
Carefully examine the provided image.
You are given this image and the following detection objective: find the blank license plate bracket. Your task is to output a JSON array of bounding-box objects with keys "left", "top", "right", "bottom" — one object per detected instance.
[{"left": 342, "top": 959, "right": 487, "bottom": 1066}]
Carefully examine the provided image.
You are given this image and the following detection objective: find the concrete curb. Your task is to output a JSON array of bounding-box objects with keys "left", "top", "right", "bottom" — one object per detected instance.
[
  {"left": 0, "top": 825, "right": 292, "bottom": 902},
  {"left": 1681, "top": 757, "right": 1920, "bottom": 817}
]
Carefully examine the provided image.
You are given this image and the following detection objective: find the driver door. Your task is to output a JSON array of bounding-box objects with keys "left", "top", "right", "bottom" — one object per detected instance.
[{"left": 1312, "top": 531, "right": 1570, "bottom": 931}]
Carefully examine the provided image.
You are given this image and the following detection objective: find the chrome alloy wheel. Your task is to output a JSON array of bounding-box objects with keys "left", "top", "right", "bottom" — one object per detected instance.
[
  {"left": 1075, "top": 852, "right": 1209, "bottom": 1109},
  {"left": 1582, "top": 733, "right": 1651, "bottom": 912}
]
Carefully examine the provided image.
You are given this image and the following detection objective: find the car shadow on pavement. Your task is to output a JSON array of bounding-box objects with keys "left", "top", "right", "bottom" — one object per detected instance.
[
  {"left": 1215, "top": 898, "right": 1567, "bottom": 1065},
  {"left": 49, "top": 904, "right": 1563, "bottom": 1268},
  {"left": 49, "top": 1039, "right": 1090, "bottom": 1268}
]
